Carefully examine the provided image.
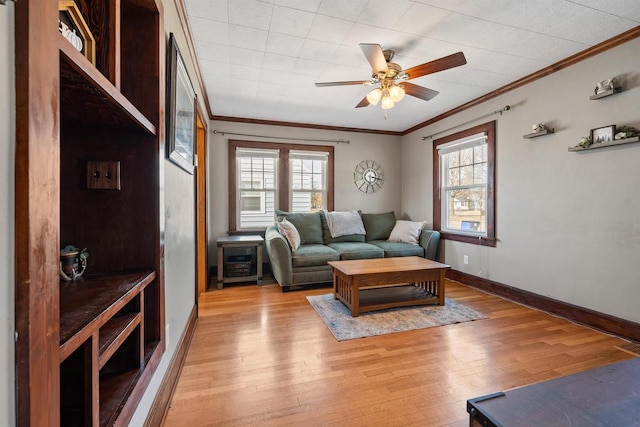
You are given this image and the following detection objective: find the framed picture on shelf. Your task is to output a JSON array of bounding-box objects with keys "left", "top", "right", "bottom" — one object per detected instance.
[
  {"left": 591, "top": 125, "right": 615, "bottom": 144},
  {"left": 167, "top": 33, "right": 196, "bottom": 174},
  {"left": 58, "top": 0, "right": 96, "bottom": 64}
]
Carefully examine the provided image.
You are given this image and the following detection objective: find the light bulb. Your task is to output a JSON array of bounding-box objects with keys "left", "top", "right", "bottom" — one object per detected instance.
[
  {"left": 389, "top": 85, "right": 405, "bottom": 102},
  {"left": 381, "top": 95, "right": 394, "bottom": 110},
  {"left": 366, "top": 88, "right": 382, "bottom": 105}
]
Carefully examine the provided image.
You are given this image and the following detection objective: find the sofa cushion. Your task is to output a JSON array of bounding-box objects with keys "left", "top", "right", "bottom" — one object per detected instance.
[
  {"left": 291, "top": 244, "right": 340, "bottom": 268},
  {"left": 361, "top": 211, "right": 396, "bottom": 242},
  {"left": 324, "top": 210, "right": 366, "bottom": 237},
  {"left": 319, "top": 210, "right": 365, "bottom": 244},
  {"left": 369, "top": 240, "right": 425, "bottom": 258},
  {"left": 277, "top": 218, "right": 300, "bottom": 251},
  {"left": 276, "top": 210, "right": 323, "bottom": 245},
  {"left": 388, "top": 220, "right": 427, "bottom": 245},
  {"left": 327, "top": 242, "right": 384, "bottom": 260}
]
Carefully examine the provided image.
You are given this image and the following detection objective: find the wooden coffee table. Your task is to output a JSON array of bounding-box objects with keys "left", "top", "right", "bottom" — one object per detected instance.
[{"left": 327, "top": 256, "right": 450, "bottom": 317}]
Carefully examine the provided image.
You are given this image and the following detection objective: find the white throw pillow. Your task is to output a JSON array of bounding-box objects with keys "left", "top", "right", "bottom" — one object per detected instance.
[
  {"left": 388, "top": 220, "right": 427, "bottom": 245},
  {"left": 278, "top": 218, "right": 301, "bottom": 251},
  {"left": 324, "top": 210, "right": 366, "bottom": 237}
]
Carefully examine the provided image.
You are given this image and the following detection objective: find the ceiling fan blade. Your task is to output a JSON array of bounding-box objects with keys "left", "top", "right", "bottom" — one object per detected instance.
[
  {"left": 359, "top": 43, "right": 388, "bottom": 75},
  {"left": 404, "top": 52, "right": 467, "bottom": 80},
  {"left": 315, "top": 80, "right": 370, "bottom": 87},
  {"left": 355, "top": 96, "right": 370, "bottom": 108},
  {"left": 403, "top": 82, "right": 439, "bottom": 101}
]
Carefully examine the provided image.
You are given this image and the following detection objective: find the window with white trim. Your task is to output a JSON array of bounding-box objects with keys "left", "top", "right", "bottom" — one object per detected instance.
[
  {"left": 229, "top": 140, "right": 334, "bottom": 232},
  {"left": 236, "top": 148, "right": 278, "bottom": 230},
  {"left": 433, "top": 121, "right": 496, "bottom": 246},
  {"left": 290, "top": 150, "right": 327, "bottom": 213}
]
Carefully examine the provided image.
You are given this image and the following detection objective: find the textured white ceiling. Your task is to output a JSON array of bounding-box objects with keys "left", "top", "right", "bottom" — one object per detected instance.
[{"left": 184, "top": 0, "right": 640, "bottom": 132}]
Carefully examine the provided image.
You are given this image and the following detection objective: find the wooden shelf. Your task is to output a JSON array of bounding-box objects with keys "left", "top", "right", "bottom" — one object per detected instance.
[
  {"left": 99, "top": 312, "right": 142, "bottom": 369},
  {"left": 99, "top": 368, "right": 141, "bottom": 427},
  {"left": 523, "top": 128, "right": 555, "bottom": 139},
  {"left": 589, "top": 87, "right": 622, "bottom": 100},
  {"left": 59, "top": 271, "right": 155, "bottom": 361},
  {"left": 568, "top": 136, "right": 639, "bottom": 152},
  {"left": 59, "top": 34, "right": 156, "bottom": 135}
]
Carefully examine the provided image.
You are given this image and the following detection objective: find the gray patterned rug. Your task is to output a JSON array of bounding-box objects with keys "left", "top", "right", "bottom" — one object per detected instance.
[{"left": 306, "top": 293, "right": 487, "bottom": 341}]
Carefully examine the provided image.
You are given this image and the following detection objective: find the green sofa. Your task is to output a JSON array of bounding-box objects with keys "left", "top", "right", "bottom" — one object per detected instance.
[{"left": 265, "top": 211, "right": 440, "bottom": 291}]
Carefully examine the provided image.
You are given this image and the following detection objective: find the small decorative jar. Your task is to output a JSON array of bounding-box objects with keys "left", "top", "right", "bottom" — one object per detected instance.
[{"left": 60, "top": 245, "right": 89, "bottom": 281}]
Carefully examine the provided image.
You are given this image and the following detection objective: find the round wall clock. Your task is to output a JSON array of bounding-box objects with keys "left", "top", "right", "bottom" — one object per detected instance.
[{"left": 354, "top": 160, "right": 384, "bottom": 193}]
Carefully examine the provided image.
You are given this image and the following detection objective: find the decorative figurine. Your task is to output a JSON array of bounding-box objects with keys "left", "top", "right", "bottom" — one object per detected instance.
[
  {"left": 60, "top": 245, "right": 89, "bottom": 281},
  {"left": 595, "top": 78, "right": 616, "bottom": 94}
]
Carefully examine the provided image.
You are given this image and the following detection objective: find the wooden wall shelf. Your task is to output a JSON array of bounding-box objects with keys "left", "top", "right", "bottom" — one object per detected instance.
[
  {"left": 59, "top": 271, "right": 155, "bottom": 360},
  {"left": 59, "top": 35, "right": 156, "bottom": 135},
  {"left": 523, "top": 128, "right": 554, "bottom": 139},
  {"left": 568, "top": 136, "right": 639, "bottom": 152},
  {"left": 589, "top": 87, "right": 622, "bottom": 100}
]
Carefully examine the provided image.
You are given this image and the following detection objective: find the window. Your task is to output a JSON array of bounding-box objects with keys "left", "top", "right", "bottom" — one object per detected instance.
[
  {"left": 236, "top": 148, "right": 278, "bottom": 229},
  {"left": 433, "top": 121, "right": 496, "bottom": 247},
  {"left": 290, "top": 151, "right": 327, "bottom": 213},
  {"left": 229, "top": 140, "right": 334, "bottom": 232}
]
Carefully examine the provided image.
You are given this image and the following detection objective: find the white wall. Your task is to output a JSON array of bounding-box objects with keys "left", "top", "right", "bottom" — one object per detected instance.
[
  {"left": 403, "top": 37, "right": 640, "bottom": 323},
  {"left": 129, "top": 1, "right": 201, "bottom": 423},
  {"left": 0, "top": 3, "right": 15, "bottom": 425},
  {"left": 207, "top": 121, "right": 403, "bottom": 265}
]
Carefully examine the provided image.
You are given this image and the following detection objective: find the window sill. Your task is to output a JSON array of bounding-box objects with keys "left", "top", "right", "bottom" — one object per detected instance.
[{"left": 440, "top": 232, "right": 496, "bottom": 247}]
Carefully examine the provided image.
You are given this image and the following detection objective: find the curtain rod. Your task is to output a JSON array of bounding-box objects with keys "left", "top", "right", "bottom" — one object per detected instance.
[
  {"left": 422, "top": 105, "right": 511, "bottom": 141},
  {"left": 213, "top": 130, "right": 351, "bottom": 144}
]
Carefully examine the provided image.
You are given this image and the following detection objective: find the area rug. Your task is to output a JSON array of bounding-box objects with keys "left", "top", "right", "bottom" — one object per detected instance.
[{"left": 306, "top": 293, "right": 487, "bottom": 341}]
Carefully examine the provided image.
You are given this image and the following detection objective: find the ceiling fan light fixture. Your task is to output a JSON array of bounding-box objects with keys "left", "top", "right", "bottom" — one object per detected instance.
[
  {"left": 381, "top": 94, "right": 394, "bottom": 110},
  {"left": 389, "top": 85, "right": 405, "bottom": 102},
  {"left": 366, "top": 87, "right": 382, "bottom": 105}
]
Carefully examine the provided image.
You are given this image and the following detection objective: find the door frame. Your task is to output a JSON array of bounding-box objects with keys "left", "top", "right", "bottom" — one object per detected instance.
[{"left": 195, "top": 106, "right": 208, "bottom": 304}]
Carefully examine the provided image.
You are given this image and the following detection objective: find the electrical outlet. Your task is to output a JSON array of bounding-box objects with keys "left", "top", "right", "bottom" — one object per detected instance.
[
  {"left": 463, "top": 255, "right": 469, "bottom": 265},
  {"left": 87, "top": 161, "right": 121, "bottom": 190}
]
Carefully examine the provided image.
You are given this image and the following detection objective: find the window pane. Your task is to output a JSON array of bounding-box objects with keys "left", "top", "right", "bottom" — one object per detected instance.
[
  {"left": 239, "top": 190, "right": 276, "bottom": 229},
  {"left": 291, "top": 191, "right": 323, "bottom": 213},
  {"left": 448, "top": 151, "right": 459, "bottom": 168},
  {"left": 459, "top": 165, "right": 474, "bottom": 185},
  {"left": 445, "top": 187, "right": 486, "bottom": 233},
  {"left": 290, "top": 153, "right": 326, "bottom": 211},
  {"left": 448, "top": 167, "right": 459, "bottom": 186},
  {"left": 460, "top": 147, "right": 474, "bottom": 166},
  {"left": 474, "top": 163, "right": 487, "bottom": 184},
  {"left": 474, "top": 145, "right": 487, "bottom": 163},
  {"left": 240, "top": 191, "right": 262, "bottom": 212},
  {"left": 239, "top": 157, "right": 276, "bottom": 190}
]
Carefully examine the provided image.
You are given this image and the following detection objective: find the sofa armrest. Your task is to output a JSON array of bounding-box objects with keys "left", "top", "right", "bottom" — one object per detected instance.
[
  {"left": 420, "top": 229, "right": 440, "bottom": 261},
  {"left": 265, "top": 225, "right": 293, "bottom": 287}
]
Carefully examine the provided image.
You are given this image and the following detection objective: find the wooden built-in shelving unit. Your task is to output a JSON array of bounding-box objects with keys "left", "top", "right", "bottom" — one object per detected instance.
[{"left": 15, "top": 0, "right": 165, "bottom": 425}]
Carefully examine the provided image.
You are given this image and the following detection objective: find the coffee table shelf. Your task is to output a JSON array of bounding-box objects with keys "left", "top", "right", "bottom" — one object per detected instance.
[{"left": 359, "top": 285, "right": 440, "bottom": 313}]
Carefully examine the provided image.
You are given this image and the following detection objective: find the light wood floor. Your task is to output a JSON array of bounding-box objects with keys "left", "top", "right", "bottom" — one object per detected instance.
[{"left": 164, "top": 280, "right": 634, "bottom": 426}]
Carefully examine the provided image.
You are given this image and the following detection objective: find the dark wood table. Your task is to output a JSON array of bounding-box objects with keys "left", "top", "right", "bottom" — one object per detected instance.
[
  {"left": 467, "top": 357, "right": 640, "bottom": 426},
  {"left": 327, "top": 256, "right": 450, "bottom": 317}
]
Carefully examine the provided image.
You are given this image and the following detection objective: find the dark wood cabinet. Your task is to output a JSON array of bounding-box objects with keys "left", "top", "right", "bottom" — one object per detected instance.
[{"left": 15, "top": 0, "right": 165, "bottom": 425}]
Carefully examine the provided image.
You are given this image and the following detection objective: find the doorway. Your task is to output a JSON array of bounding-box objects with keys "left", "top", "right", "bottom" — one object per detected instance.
[{"left": 195, "top": 110, "right": 208, "bottom": 303}]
